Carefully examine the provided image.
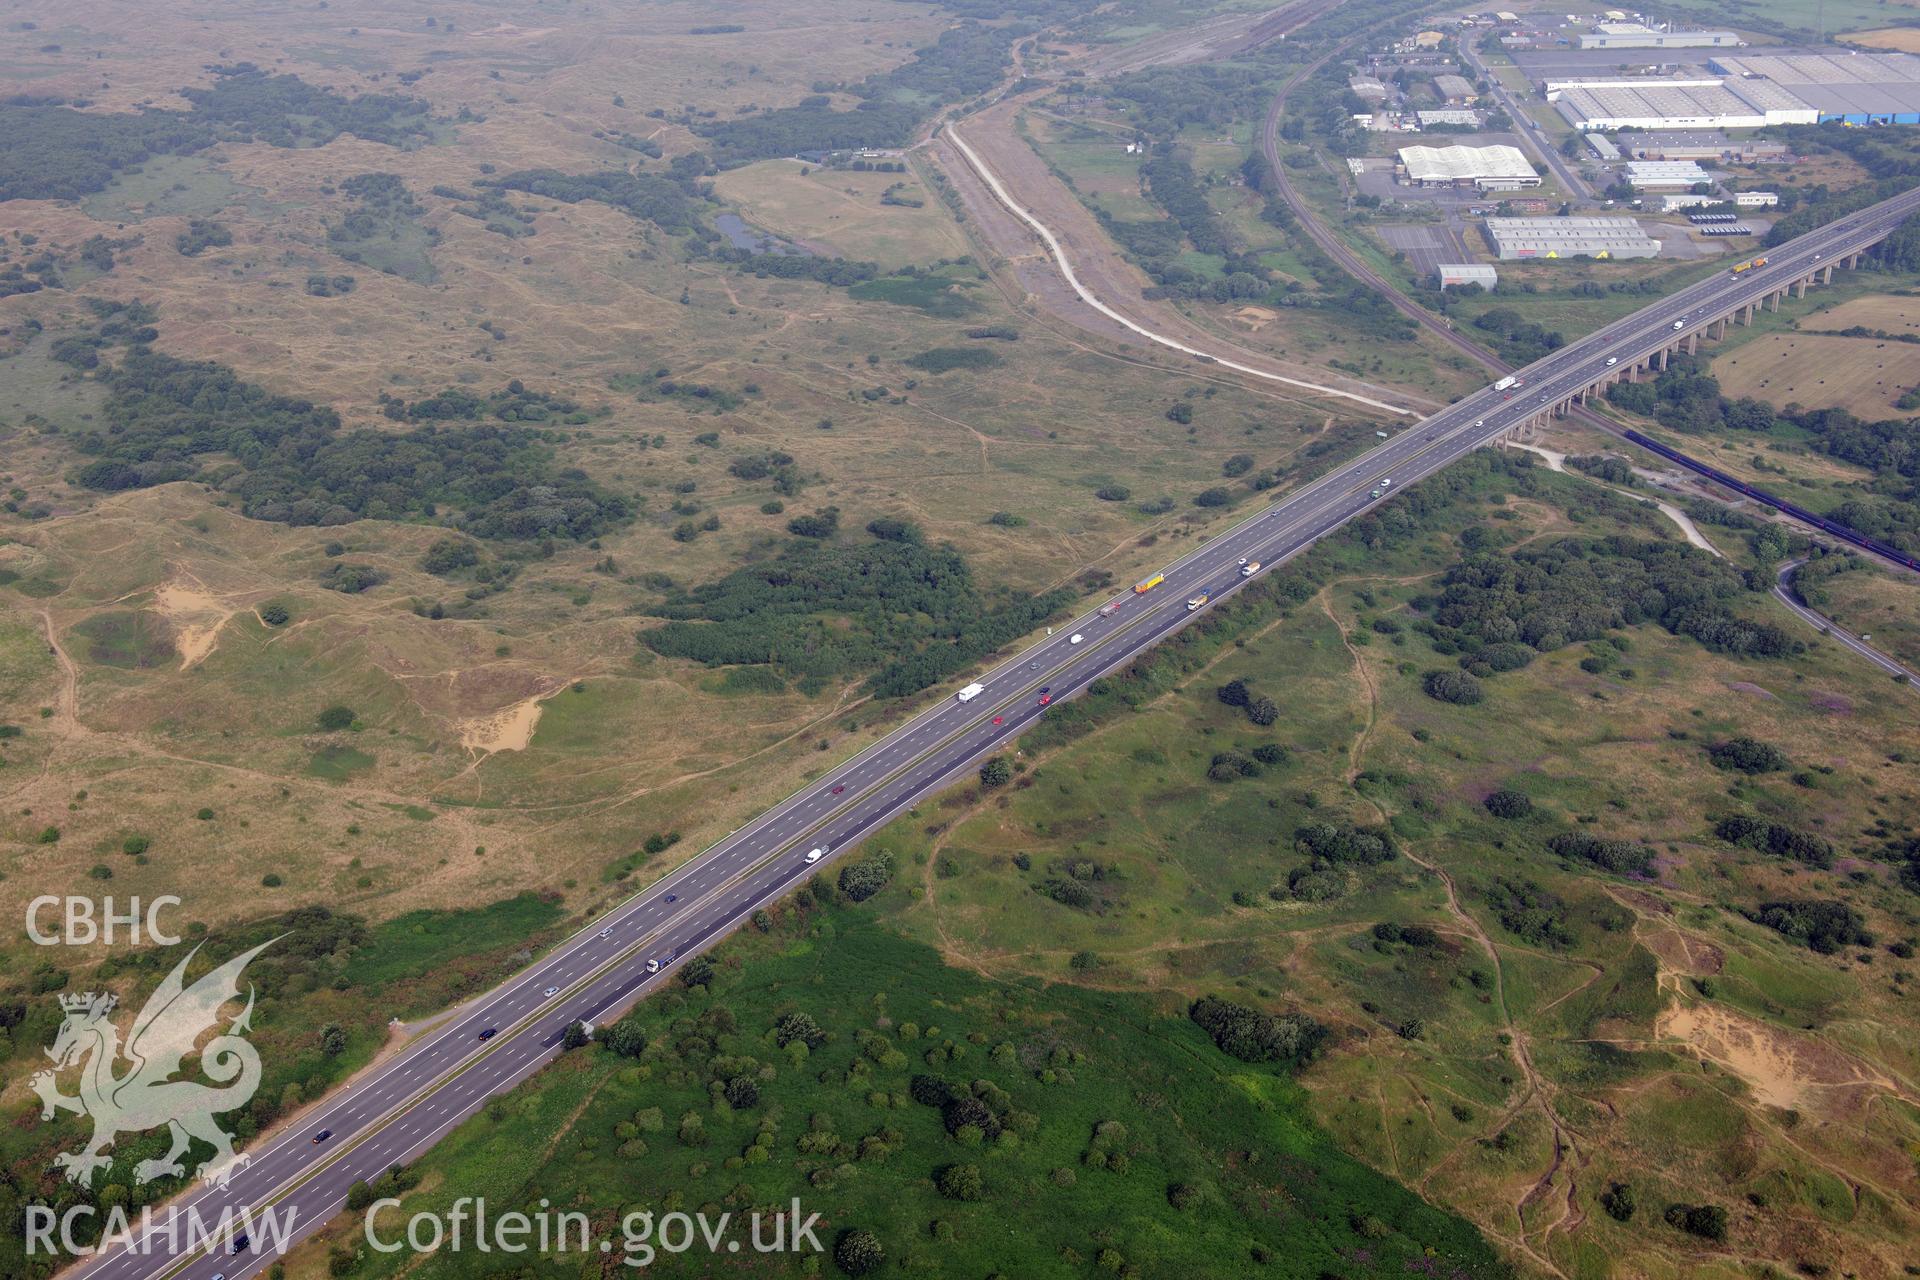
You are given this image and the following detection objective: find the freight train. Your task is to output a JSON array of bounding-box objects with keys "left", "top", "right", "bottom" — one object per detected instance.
[{"left": 1623, "top": 429, "right": 1920, "bottom": 572}]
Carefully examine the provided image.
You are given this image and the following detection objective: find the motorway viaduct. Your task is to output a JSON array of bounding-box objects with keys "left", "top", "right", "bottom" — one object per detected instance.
[{"left": 1502, "top": 248, "right": 1888, "bottom": 444}]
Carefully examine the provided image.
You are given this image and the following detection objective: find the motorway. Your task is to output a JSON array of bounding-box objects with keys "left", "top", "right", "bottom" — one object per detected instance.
[{"left": 62, "top": 188, "right": 1920, "bottom": 1280}]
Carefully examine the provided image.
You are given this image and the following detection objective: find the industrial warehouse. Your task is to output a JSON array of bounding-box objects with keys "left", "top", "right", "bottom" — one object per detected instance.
[
  {"left": 1549, "top": 76, "right": 1816, "bottom": 130},
  {"left": 1396, "top": 143, "right": 1540, "bottom": 190},
  {"left": 1709, "top": 51, "right": 1920, "bottom": 125},
  {"left": 1575, "top": 22, "right": 1741, "bottom": 50},
  {"left": 1524, "top": 48, "right": 1920, "bottom": 131},
  {"left": 1482, "top": 217, "right": 1661, "bottom": 260}
]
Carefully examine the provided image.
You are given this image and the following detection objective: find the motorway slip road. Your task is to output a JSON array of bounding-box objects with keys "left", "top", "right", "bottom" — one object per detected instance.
[{"left": 60, "top": 184, "right": 1920, "bottom": 1280}]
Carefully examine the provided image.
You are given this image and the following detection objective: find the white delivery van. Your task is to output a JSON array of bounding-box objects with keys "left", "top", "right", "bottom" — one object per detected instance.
[{"left": 957, "top": 683, "right": 985, "bottom": 703}]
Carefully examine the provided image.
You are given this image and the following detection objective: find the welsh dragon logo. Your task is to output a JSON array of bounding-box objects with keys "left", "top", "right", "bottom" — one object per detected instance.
[{"left": 32, "top": 939, "right": 276, "bottom": 1187}]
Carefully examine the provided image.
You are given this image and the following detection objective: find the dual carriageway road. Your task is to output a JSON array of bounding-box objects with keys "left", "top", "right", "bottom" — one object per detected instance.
[{"left": 63, "top": 169, "right": 1920, "bottom": 1280}]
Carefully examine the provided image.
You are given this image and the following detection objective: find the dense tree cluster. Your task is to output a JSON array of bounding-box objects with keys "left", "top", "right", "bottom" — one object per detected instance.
[
  {"left": 1485, "top": 876, "right": 1573, "bottom": 948},
  {"left": 1662, "top": 1202, "right": 1729, "bottom": 1242},
  {"left": 0, "top": 103, "right": 213, "bottom": 201},
  {"left": 1751, "top": 899, "right": 1872, "bottom": 954},
  {"left": 1713, "top": 815, "right": 1834, "bottom": 869},
  {"left": 1482, "top": 789, "right": 1533, "bottom": 820},
  {"left": 836, "top": 850, "right": 895, "bottom": 903},
  {"left": 1472, "top": 307, "right": 1565, "bottom": 363},
  {"left": 1294, "top": 822, "right": 1397, "bottom": 867},
  {"left": 1422, "top": 669, "right": 1485, "bottom": 705},
  {"left": 62, "top": 327, "right": 626, "bottom": 541},
  {"left": 180, "top": 65, "right": 436, "bottom": 149},
  {"left": 380, "top": 380, "right": 582, "bottom": 423},
  {"left": 695, "top": 21, "right": 1053, "bottom": 167},
  {"left": 1187, "top": 996, "right": 1326, "bottom": 1068},
  {"left": 1546, "top": 831, "right": 1655, "bottom": 879},
  {"left": 482, "top": 168, "right": 708, "bottom": 235},
  {"left": 640, "top": 528, "right": 1073, "bottom": 697},
  {"left": 1705, "top": 736, "right": 1789, "bottom": 775},
  {"left": 721, "top": 251, "right": 878, "bottom": 286},
  {"left": 1605, "top": 353, "right": 1777, "bottom": 434},
  {"left": 1102, "top": 64, "right": 1277, "bottom": 139},
  {"left": 0, "top": 67, "right": 438, "bottom": 202},
  {"left": 174, "top": 219, "right": 232, "bottom": 257},
  {"left": 1421, "top": 537, "right": 1801, "bottom": 664}
]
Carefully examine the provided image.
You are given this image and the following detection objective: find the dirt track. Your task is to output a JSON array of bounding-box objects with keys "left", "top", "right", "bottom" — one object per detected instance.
[{"left": 926, "top": 93, "right": 1439, "bottom": 416}]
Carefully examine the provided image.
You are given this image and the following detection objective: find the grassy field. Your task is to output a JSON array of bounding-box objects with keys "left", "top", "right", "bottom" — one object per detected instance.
[
  {"left": 2, "top": 0, "right": 1436, "bottom": 971},
  {"left": 837, "top": 456, "right": 1920, "bottom": 1279},
  {"left": 709, "top": 160, "right": 973, "bottom": 270},
  {"left": 269, "top": 908, "right": 1510, "bottom": 1280},
  {"left": 1809, "top": 564, "right": 1920, "bottom": 671}
]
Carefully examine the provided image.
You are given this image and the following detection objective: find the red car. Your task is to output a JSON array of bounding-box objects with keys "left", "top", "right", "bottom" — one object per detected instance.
[
  {"left": 992, "top": 715, "right": 1004, "bottom": 725},
  {"left": 831, "top": 784, "right": 845, "bottom": 794},
  {"left": 1038, "top": 694, "right": 1052, "bottom": 706}
]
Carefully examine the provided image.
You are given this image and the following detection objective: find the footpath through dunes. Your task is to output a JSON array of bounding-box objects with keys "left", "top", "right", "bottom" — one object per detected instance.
[{"left": 926, "top": 92, "right": 1437, "bottom": 418}]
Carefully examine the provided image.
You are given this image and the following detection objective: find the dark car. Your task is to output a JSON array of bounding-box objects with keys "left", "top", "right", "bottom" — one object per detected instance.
[
  {"left": 478, "top": 1028, "right": 497, "bottom": 1041},
  {"left": 831, "top": 784, "right": 845, "bottom": 794},
  {"left": 664, "top": 893, "right": 678, "bottom": 904},
  {"left": 312, "top": 1129, "right": 332, "bottom": 1145},
  {"left": 231, "top": 1235, "right": 250, "bottom": 1254}
]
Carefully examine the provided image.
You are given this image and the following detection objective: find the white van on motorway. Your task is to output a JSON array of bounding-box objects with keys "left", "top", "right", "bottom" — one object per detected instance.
[
  {"left": 956, "top": 682, "right": 985, "bottom": 703},
  {"left": 806, "top": 847, "right": 826, "bottom": 863}
]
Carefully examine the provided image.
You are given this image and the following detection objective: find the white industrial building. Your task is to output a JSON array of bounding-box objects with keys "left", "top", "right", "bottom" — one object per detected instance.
[
  {"left": 1436, "top": 263, "right": 1498, "bottom": 289},
  {"left": 1417, "top": 108, "right": 1483, "bottom": 127},
  {"left": 1710, "top": 51, "right": 1920, "bottom": 124},
  {"left": 1397, "top": 143, "right": 1540, "bottom": 190},
  {"left": 1576, "top": 23, "right": 1741, "bottom": 50},
  {"left": 1548, "top": 76, "right": 1818, "bottom": 131},
  {"left": 1624, "top": 160, "right": 1712, "bottom": 188},
  {"left": 1657, "top": 192, "right": 1722, "bottom": 212},
  {"left": 1733, "top": 190, "right": 1779, "bottom": 208},
  {"left": 1349, "top": 76, "right": 1389, "bottom": 102},
  {"left": 1483, "top": 217, "right": 1660, "bottom": 260}
]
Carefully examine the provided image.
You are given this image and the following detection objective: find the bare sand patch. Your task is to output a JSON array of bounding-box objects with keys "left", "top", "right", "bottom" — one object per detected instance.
[
  {"left": 151, "top": 580, "right": 243, "bottom": 670},
  {"left": 458, "top": 684, "right": 567, "bottom": 754},
  {"left": 1656, "top": 1000, "right": 1890, "bottom": 1111}
]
